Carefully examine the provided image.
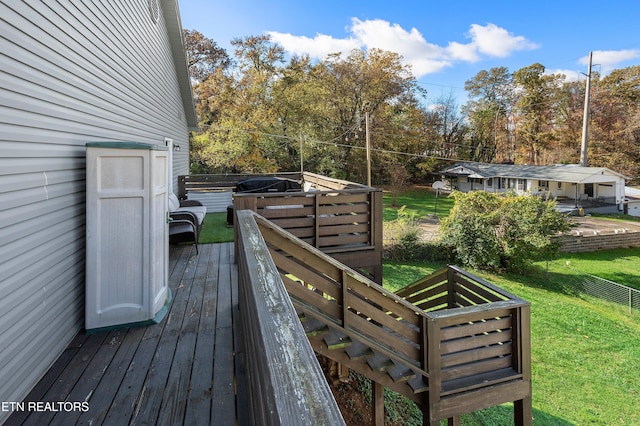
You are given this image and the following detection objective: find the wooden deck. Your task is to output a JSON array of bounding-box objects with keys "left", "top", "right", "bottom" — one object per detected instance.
[{"left": 8, "top": 242, "right": 245, "bottom": 426}]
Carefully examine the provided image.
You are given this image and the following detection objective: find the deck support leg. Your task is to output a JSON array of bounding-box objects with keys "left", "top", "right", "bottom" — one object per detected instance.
[
  {"left": 514, "top": 396, "right": 533, "bottom": 426},
  {"left": 448, "top": 416, "right": 461, "bottom": 426},
  {"left": 372, "top": 380, "right": 384, "bottom": 426}
]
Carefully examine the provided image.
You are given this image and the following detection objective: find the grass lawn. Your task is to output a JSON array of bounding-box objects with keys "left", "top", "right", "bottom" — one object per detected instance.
[
  {"left": 382, "top": 251, "right": 640, "bottom": 425},
  {"left": 198, "top": 212, "right": 234, "bottom": 244},
  {"left": 383, "top": 187, "right": 455, "bottom": 221}
]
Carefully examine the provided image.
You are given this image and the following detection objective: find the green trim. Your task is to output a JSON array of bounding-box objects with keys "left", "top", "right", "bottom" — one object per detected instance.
[
  {"left": 85, "top": 289, "right": 173, "bottom": 334},
  {"left": 86, "top": 141, "right": 169, "bottom": 151}
]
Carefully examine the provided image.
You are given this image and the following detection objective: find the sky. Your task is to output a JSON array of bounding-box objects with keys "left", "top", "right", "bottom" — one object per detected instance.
[{"left": 177, "top": 0, "right": 640, "bottom": 104}]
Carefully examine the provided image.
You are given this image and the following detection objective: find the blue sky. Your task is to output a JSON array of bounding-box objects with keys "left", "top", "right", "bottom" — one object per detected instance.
[{"left": 177, "top": 0, "right": 640, "bottom": 103}]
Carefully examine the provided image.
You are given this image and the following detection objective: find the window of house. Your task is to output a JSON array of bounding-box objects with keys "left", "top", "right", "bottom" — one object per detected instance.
[{"left": 539, "top": 180, "right": 549, "bottom": 189}]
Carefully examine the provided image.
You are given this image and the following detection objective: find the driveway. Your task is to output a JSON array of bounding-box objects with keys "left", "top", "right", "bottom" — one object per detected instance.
[{"left": 417, "top": 216, "right": 640, "bottom": 240}]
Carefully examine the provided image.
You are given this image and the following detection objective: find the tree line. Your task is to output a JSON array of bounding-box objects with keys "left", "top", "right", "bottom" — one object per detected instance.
[{"left": 185, "top": 29, "right": 640, "bottom": 185}]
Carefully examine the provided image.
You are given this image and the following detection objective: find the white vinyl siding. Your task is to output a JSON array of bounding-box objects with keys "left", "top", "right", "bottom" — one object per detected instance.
[{"left": 0, "top": 1, "right": 192, "bottom": 419}]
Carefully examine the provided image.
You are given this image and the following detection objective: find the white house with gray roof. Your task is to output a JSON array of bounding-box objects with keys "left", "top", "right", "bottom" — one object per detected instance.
[
  {"left": 440, "top": 162, "right": 628, "bottom": 213},
  {"left": 0, "top": 1, "right": 195, "bottom": 421}
]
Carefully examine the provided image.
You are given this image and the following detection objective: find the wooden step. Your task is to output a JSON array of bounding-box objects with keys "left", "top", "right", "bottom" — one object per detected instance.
[
  {"left": 324, "top": 330, "right": 352, "bottom": 350},
  {"left": 345, "top": 340, "right": 373, "bottom": 361},
  {"left": 407, "top": 375, "right": 429, "bottom": 393},
  {"left": 301, "top": 316, "right": 330, "bottom": 337},
  {"left": 387, "top": 361, "right": 416, "bottom": 383},
  {"left": 366, "top": 352, "right": 394, "bottom": 372}
]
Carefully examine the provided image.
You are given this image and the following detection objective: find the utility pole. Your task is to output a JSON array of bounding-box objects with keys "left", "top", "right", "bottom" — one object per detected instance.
[
  {"left": 580, "top": 51, "right": 593, "bottom": 167},
  {"left": 365, "top": 111, "right": 371, "bottom": 187},
  {"left": 299, "top": 133, "right": 304, "bottom": 174}
]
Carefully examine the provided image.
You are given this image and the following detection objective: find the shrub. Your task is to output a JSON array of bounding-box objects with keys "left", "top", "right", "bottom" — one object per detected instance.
[
  {"left": 383, "top": 206, "right": 449, "bottom": 262},
  {"left": 438, "top": 190, "right": 573, "bottom": 272}
]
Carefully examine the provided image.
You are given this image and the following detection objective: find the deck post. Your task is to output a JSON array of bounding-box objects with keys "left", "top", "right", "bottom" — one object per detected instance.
[
  {"left": 372, "top": 380, "right": 385, "bottom": 426},
  {"left": 514, "top": 304, "right": 533, "bottom": 425}
]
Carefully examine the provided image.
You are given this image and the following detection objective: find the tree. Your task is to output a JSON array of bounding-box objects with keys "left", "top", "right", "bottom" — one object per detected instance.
[
  {"left": 513, "top": 63, "right": 562, "bottom": 165},
  {"left": 464, "top": 67, "right": 514, "bottom": 162},
  {"left": 439, "top": 191, "right": 573, "bottom": 272},
  {"left": 183, "top": 29, "right": 231, "bottom": 81}
]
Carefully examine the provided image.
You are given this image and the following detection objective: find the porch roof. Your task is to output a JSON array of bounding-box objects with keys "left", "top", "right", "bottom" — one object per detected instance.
[{"left": 441, "top": 162, "right": 628, "bottom": 184}]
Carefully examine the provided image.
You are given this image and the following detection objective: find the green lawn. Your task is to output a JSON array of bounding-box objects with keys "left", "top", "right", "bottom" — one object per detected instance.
[
  {"left": 381, "top": 188, "right": 640, "bottom": 424},
  {"left": 199, "top": 212, "right": 234, "bottom": 244},
  {"left": 382, "top": 250, "right": 640, "bottom": 425},
  {"left": 383, "top": 188, "right": 455, "bottom": 221}
]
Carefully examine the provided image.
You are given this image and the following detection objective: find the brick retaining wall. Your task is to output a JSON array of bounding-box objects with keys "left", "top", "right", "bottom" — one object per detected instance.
[{"left": 558, "top": 231, "right": 640, "bottom": 253}]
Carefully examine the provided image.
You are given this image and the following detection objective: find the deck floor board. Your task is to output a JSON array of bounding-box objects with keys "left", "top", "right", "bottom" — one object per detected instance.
[{"left": 9, "top": 243, "right": 241, "bottom": 426}]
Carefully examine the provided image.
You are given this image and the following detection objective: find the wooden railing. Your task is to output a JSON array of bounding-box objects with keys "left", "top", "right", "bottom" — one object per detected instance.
[
  {"left": 177, "top": 172, "right": 383, "bottom": 283},
  {"left": 177, "top": 172, "right": 302, "bottom": 199},
  {"left": 248, "top": 210, "right": 532, "bottom": 425},
  {"left": 235, "top": 209, "right": 345, "bottom": 426}
]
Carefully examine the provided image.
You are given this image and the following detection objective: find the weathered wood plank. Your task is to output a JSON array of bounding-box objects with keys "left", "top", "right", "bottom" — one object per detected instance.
[
  {"left": 74, "top": 327, "right": 147, "bottom": 425},
  {"left": 128, "top": 247, "right": 199, "bottom": 425},
  {"left": 184, "top": 243, "right": 219, "bottom": 424},
  {"left": 22, "top": 332, "right": 108, "bottom": 425},
  {"left": 210, "top": 243, "right": 237, "bottom": 425},
  {"left": 156, "top": 243, "right": 213, "bottom": 425},
  {"left": 7, "top": 333, "right": 89, "bottom": 425},
  {"left": 48, "top": 332, "right": 119, "bottom": 416},
  {"left": 235, "top": 210, "right": 345, "bottom": 425}
]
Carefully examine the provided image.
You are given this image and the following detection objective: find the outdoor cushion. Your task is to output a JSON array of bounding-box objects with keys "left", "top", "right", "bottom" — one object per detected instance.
[{"left": 169, "top": 193, "right": 206, "bottom": 225}]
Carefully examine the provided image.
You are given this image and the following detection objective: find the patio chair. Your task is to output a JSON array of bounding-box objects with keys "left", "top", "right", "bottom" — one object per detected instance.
[{"left": 168, "top": 193, "right": 207, "bottom": 252}]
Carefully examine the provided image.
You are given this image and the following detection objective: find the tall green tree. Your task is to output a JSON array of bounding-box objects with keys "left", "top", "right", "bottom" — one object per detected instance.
[
  {"left": 513, "top": 63, "right": 562, "bottom": 164},
  {"left": 464, "top": 67, "right": 514, "bottom": 162}
]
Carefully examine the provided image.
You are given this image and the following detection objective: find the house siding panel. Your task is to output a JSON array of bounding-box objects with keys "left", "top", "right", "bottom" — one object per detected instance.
[{"left": 0, "top": 1, "right": 192, "bottom": 420}]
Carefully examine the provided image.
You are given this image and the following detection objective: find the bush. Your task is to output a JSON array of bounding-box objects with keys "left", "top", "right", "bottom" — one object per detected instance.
[
  {"left": 438, "top": 191, "right": 573, "bottom": 272},
  {"left": 383, "top": 206, "right": 449, "bottom": 262}
]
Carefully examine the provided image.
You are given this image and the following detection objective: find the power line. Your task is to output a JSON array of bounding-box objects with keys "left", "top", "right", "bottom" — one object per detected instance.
[{"left": 199, "top": 124, "right": 484, "bottom": 163}]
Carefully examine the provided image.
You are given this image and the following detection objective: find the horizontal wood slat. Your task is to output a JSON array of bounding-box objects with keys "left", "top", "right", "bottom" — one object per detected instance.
[
  {"left": 440, "top": 316, "right": 513, "bottom": 341},
  {"left": 395, "top": 268, "right": 448, "bottom": 298},
  {"left": 441, "top": 343, "right": 513, "bottom": 368},
  {"left": 441, "top": 330, "right": 513, "bottom": 355}
]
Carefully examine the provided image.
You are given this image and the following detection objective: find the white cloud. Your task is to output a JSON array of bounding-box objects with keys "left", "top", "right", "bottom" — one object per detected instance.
[
  {"left": 267, "top": 19, "right": 538, "bottom": 79},
  {"left": 583, "top": 49, "right": 640, "bottom": 73},
  {"left": 465, "top": 23, "right": 539, "bottom": 58},
  {"left": 267, "top": 32, "right": 360, "bottom": 59},
  {"left": 546, "top": 69, "right": 585, "bottom": 82}
]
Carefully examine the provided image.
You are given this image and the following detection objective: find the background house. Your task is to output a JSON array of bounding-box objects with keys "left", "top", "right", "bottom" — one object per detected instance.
[
  {"left": 440, "top": 162, "right": 628, "bottom": 214},
  {"left": 0, "top": 1, "right": 195, "bottom": 420}
]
